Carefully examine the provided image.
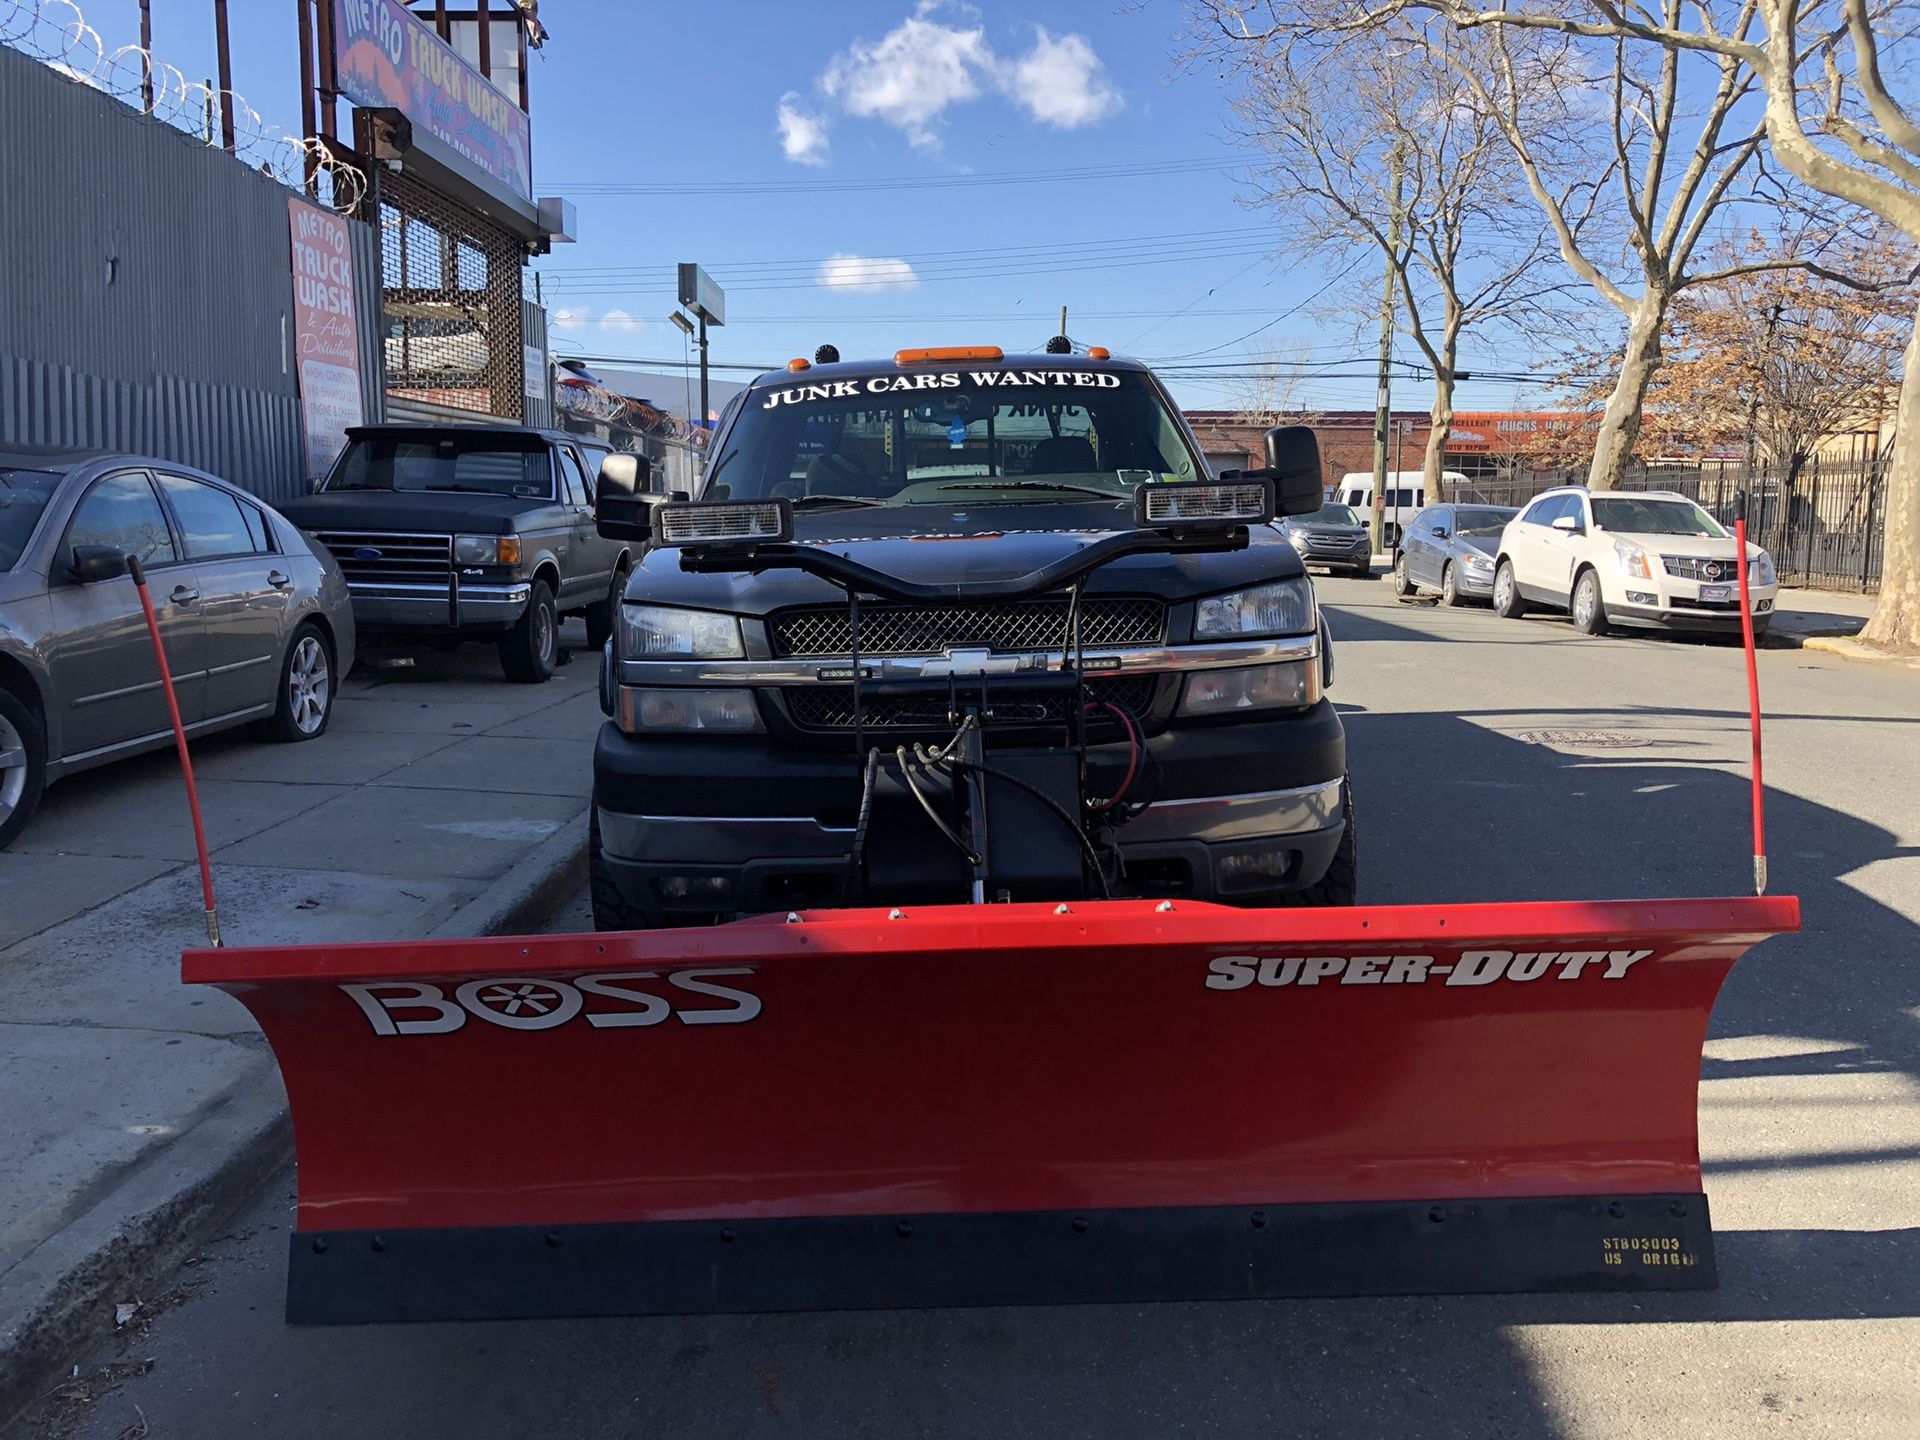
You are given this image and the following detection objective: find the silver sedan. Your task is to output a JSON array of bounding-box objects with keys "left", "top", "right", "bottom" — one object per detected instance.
[{"left": 0, "top": 449, "right": 356, "bottom": 847}]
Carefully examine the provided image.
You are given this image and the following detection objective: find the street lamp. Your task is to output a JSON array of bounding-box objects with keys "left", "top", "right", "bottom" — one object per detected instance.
[{"left": 674, "top": 263, "right": 726, "bottom": 433}]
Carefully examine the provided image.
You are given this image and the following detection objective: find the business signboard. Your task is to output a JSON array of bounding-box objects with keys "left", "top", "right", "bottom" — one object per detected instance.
[
  {"left": 331, "top": 0, "right": 532, "bottom": 202},
  {"left": 287, "top": 197, "right": 366, "bottom": 480}
]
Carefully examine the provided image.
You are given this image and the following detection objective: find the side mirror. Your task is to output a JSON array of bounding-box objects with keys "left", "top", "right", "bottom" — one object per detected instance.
[
  {"left": 1431, "top": 526, "right": 1449, "bottom": 540},
  {"left": 596, "top": 453, "right": 656, "bottom": 542},
  {"left": 71, "top": 545, "right": 130, "bottom": 584},
  {"left": 1263, "top": 425, "right": 1324, "bottom": 517},
  {"left": 1551, "top": 514, "right": 1582, "bottom": 534}
]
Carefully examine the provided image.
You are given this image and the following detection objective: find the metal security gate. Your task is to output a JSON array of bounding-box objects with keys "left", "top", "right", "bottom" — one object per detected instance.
[{"left": 375, "top": 168, "right": 524, "bottom": 420}]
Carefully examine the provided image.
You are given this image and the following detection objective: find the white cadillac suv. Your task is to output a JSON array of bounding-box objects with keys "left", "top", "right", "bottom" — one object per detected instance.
[{"left": 1491, "top": 487, "right": 1778, "bottom": 638}]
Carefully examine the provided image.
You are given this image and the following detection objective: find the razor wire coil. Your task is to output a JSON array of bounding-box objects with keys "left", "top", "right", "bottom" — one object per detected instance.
[{"left": 0, "top": 0, "right": 367, "bottom": 214}]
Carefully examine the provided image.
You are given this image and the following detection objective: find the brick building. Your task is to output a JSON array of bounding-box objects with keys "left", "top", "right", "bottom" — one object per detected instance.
[{"left": 1185, "top": 410, "right": 1437, "bottom": 492}]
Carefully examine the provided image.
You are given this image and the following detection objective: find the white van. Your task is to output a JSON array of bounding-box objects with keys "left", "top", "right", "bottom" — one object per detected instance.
[{"left": 1337, "top": 470, "right": 1469, "bottom": 545}]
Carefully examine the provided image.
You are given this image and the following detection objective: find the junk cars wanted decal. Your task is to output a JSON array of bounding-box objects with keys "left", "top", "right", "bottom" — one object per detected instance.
[
  {"left": 761, "top": 371, "right": 1123, "bottom": 408},
  {"left": 1204, "top": 949, "right": 1654, "bottom": 989}
]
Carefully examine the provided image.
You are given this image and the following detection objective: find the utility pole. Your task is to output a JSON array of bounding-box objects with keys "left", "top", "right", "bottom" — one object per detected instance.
[
  {"left": 1369, "top": 147, "right": 1405, "bottom": 558},
  {"left": 697, "top": 313, "right": 709, "bottom": 432}
]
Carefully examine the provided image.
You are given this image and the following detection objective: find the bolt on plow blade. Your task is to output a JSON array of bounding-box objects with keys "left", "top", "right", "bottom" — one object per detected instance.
[{"left": 185, "top": 895, "right": 1797, "bottom": 1324}]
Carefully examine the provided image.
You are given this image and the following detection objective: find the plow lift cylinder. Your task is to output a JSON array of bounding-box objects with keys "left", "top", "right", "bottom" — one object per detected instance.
[{"left": 187, "top": 894, "right": 1796, "bottom": 1324}]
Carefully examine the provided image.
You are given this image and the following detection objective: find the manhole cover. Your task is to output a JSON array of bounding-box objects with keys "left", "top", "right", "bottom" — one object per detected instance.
[{"left": 1516, "top": 729, "right": 1653, "bottom": 749}]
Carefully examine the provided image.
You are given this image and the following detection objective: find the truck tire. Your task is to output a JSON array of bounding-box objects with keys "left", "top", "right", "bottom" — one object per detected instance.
[
  {"left": 499, "top": 579, "right": 558, "bottom": 684},
  {"left": 0, "top": 686, "right": 48, "bottom": 851},
  {"left": 589, "top": 803, "right": 654, "bottom": 932},
  {"left": 584, "top": 567, "right": 625, "bottom": 650},
  {"left": 1275, "top": 777, "right": 1356, "bottom": 908}
]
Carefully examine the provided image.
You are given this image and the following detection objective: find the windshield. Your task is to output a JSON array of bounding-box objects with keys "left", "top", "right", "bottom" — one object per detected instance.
[
  {"left": 1299, "top": 502, "right": 1360, "bottom": 525},
  {"left": 1592, "top": 496, "right": 1727, "bottom": 538},
  {"left": 324, "top": 434, "right": 553, "bottom": 498},
  {"left": 704, "top": 368, "right": 1202, "bottom": 506},
  {"left": 1455, "top": 507, "right": 1516, "bottom": 536},
  {"left": 0, "top": 469, "right": 61, "bottom": 571}
]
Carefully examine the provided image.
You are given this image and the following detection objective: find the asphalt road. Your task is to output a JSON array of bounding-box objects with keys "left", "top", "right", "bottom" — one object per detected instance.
[{"left": 16, "top": 575, "right": 1920, "bottom": 1440}]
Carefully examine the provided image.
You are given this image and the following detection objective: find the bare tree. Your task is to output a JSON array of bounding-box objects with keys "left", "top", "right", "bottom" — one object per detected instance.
[
  {"left": 1192, "top": 12, "right": 1563, "bottom": 489},
  {"left": 1228, "top": 340, "right": 1323, "bottom": 428},
  {"left": 1363, "top": 0, "right": 1920, "bottom": 650}
]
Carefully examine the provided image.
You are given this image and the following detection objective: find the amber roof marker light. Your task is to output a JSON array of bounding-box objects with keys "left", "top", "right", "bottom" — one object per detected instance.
[
  {"left": 894, "top": 346, "right": 1004, "bottom": 365},
  {"left": 787, "top": 358, "right": 811, "bottom": 372},
  {"left": 1087, "top": 346, "right": 1111, "bottom": 360}
]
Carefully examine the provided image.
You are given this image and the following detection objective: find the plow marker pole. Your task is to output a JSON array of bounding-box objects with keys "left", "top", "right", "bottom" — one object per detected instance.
[
  {"left": 1734, "top": 520, "right": 1766, "bottom": 896},
  {"left": 187, "top": 894, "right": 1797, "bottom": 1322}
]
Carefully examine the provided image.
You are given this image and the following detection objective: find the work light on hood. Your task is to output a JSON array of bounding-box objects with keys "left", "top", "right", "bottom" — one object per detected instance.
[
  {"left": 1134, "top": 480, "right": 1274, "bottom": 531},
  {"left": 654, "top": 499, "right": 794, "bottom": 548}
]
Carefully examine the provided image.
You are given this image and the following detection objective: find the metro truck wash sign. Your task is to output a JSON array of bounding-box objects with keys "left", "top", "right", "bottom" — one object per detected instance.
[{"left": 331, "top": 0, "right": 533, "bottom": 201}]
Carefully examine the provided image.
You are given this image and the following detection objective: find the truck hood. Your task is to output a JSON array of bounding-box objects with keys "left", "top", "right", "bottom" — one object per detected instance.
[
  {"left": 277, "top": 490, "right": 544, "bottom": 535},
  {"left": 627, "top": 499, "right": 1306, "bottom": 615}
]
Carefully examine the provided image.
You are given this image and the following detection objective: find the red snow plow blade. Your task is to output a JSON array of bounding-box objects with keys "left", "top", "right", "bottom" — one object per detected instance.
[{"left": 187, "top": 894, "right": 1796, "bottom": 1323}]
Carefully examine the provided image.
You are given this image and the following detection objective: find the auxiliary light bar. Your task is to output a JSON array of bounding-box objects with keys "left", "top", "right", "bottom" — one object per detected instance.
[
  {"left": 1134, "top": 480, "right": 1274, "bottom": 530},
  {"left": 655, "top": 499, "right": 795, "bottom": 548}
]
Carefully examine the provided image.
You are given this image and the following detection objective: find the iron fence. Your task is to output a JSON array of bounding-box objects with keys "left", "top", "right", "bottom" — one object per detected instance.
[{"left": 1440, "top": 459, "right": 1888, "bottom": 592}]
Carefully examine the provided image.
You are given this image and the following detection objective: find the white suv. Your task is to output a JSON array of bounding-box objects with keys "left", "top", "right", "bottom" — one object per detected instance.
[{"left": 1492, "top": 487, "right": 1778, "bottom": 638}]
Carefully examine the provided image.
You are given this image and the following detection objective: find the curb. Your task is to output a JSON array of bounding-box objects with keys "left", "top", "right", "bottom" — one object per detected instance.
[
  {"left": 0, "top": 808, "right": 592, "bottom": 1428},
  {"left": 1797, "top": 633, "right": 1920, "bottom": 667}
]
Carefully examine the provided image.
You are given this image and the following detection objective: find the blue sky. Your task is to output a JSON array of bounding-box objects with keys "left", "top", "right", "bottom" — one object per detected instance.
[{"left": 64, "top": 0, "right": 1558, "bottom": 414}]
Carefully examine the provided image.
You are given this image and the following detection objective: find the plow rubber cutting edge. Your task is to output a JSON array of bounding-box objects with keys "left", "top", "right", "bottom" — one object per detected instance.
[{"left": 185, "top": 894, "right": 1797, "bottom": 1323}]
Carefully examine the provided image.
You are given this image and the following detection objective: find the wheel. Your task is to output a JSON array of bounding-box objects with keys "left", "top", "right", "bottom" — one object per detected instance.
[
  {"left": 0, "top": 686, "right": 48, "bottom": 850},
  {"left": 590, "top": 802, "right": 662, "bottom": 932},
  {"left": 1392, "top": 552, "right": 1414, "bottom": 599},
  {"left": 1572, "top": 568, "right": 1609, "bottom": 636},
  {"left": 499, "top": 579, "right": 558, "bottom": 684},
  {"left": 583, "top": 567, "right": 627, "bottom": 650},
  {"left": 1492, "top": 559, "right": 1527, "bottom": 619},
  {"left": 260, "top": 623, "right": 333, "bottom": 743},
  {"left": 1351, "top": 561, "right": 1371, "bottom": 579},
  {"left": 1441, "top": 562, "right": 1464, "bottom": 607},
  {"left": 1275, "top": 777, "right": 1356, "bottom": 908}
]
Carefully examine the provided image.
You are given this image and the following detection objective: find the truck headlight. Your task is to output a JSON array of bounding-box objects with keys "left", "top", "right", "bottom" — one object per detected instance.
[
  {"left": 1193, "top": 578, "right": 1315, "bottom": 639},
  {"left": 454, "top": 533, "right": 521, "bottom": 565},
  {"left": 620, "top": 604, "right": 745, "bottom": 658},
  {"left": 1177, "top": 660, "right": 1319, "bottom": 716},
  {"left": 620, "top": 687, "right": 763, "bottom": 733}
]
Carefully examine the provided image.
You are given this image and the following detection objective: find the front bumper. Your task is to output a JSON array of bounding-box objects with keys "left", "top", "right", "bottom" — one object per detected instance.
[
  {"left": 1292, "top": 538, "right": 1372, "bottom": 571},
  {"left": 593, "top": 699, "right": 1348, "bottom": 920},
  {"left": 1601, "top": 573, "right": 1778, "bottom": 631},
  {"left": 1454, "top": 560, "right": 1497, "bottom": 596},
  {"left": 346, "top": 579, "right": 530, "bottom": 635}
]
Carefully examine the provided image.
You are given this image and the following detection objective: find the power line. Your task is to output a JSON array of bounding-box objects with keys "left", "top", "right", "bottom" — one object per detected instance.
[{"left": 548, "top": 156, "right": 1240, "bottom": 196}]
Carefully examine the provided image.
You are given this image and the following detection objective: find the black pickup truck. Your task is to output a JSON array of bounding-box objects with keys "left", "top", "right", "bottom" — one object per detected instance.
[
  {"left": 587, "top": 349, "right": 1349, "bottom": 929},
  {"left": 280, "top": 425, "right": 636, "bottom": 682}
]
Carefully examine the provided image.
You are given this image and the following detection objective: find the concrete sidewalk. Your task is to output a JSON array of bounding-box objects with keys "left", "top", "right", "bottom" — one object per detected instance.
[{"left": 0, "top": 622, "right": 605, "bottom": 1422}]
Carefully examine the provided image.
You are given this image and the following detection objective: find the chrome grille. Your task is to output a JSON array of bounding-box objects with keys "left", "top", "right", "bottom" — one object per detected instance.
[
  {"left": 313, "top": 530, "right": 452, "bottom": 582},
  {"left": 784, "top": 674, "right": 1163, "bottom": 730},
  {"left": 1662, "top": 554, "right": 1738, "bottom": 582},
  {"left": 770, "top": 597, "right": 1166, "bottom": 658}
]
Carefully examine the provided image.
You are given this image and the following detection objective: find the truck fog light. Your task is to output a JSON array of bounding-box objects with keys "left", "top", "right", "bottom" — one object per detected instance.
[
  {"left": 656, "top": 875, "right": 734, "bottom": 902},
  {"left": 1626, "top": 590, "right": 1656, "bottom": 605},
  {"left": 1217, "top": 846, "right": 1293, "bottom": 890},
  {"left": 620, "top": 687, "right": 763, "bottom": 733},
  {"left": 1177, "top": 660, "right": 1318, "bottom": 716}
]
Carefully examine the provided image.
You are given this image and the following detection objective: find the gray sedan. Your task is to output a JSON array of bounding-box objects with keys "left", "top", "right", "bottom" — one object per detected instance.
[
  {"left": 0, "top": 449, "right": 356, "bottom": 848},
  {"left": 1392, "top": 503, "right": 1520, "bottom": 606}
]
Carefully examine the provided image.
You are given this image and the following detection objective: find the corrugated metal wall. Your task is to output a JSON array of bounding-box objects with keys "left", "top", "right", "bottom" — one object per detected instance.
[{"left": 0, "top": 44, "right": 384, "bottom": 504}]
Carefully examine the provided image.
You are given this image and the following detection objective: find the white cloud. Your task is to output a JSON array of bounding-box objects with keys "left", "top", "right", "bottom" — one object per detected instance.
[
  {"left": 820, "top": 2, "right": 994, "bottom": 149},
  {"left": 776, "top": 92, "right": 830, "bottom": 166},
  {"left": 1000, "top": 27, "right": 1121, "bottom": 129},
  {"left": 816, "top": 253, "right": 920, "bottom": 293},
  {"left": 551, "top": 307, "right": 584, "bottom": 332},
  {"left": 792, "top": 6, "right": 1123, "bottom": 156},
  {"left": 599, "top": 309, "right": 642, "bottom": 333}
]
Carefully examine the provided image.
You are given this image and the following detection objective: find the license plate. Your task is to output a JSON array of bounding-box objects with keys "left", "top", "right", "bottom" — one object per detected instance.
[{"left": 1700, "top": 584, "right": 1731, "bottom": 602}]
